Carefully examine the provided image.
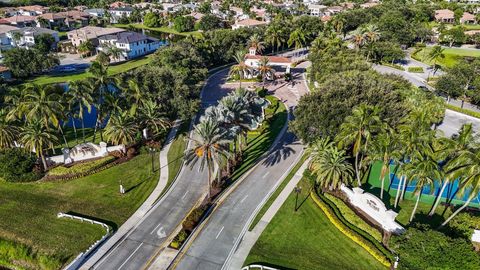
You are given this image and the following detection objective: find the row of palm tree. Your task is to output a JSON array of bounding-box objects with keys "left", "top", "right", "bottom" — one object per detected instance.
[
  {"left": 185, "top": 88, "right": 263, "bottom": 198},
  {"left": 229, "top": 49, "right": 275, "bottom": 89},
  {"left": 0, "top": 61, "right": 170, "bottom": 172},
  {"left": 351, "top": 24, "right": 381, "bottom": 61},
  {"left": 308, "top": 89, "right": 479, "bottom": 227}
]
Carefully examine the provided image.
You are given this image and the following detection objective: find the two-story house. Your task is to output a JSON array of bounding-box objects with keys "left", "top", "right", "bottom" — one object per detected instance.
[
  {"left": 98, "top": 31, "right": 164, "bottom": 60},
  {"left": 108, "top": 7, "right": 134, "bottom": 23},
  {"left": 7, "top": 27, "right": 59, "bottom": 48}
]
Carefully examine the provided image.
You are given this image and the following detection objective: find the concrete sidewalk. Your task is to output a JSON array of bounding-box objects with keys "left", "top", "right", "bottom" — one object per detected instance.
[
  {"left": 80, "top": 120, "right": 181, "bottom": 269},
  {"left": 227, "top": 159, "right": 310, "bottom": 270}
]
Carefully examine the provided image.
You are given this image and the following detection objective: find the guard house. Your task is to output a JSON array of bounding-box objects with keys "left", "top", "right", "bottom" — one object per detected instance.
[{"left": 244, "top": 47, "right": 292, "bottom": 74}]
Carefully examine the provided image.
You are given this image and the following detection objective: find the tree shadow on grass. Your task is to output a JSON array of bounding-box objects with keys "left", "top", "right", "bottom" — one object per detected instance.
[
  {"left": 124, "top": 181, "right": 145, "bottom": 193},
  {"left": 65, "top": 211, "right": 118, "bottom": 231}
]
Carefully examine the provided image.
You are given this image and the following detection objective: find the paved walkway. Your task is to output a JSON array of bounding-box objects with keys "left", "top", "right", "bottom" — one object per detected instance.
[
  {"left": 228, "top": 159, "right": 310, "bottom": 270},
  {"left": 80, "top": 121, "right": 180, "bottom": 269}
]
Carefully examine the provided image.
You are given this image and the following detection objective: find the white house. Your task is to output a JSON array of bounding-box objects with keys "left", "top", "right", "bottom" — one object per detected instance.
[
  {"left": 18, "top": 5, "right": 49, "bottom": 16},
  {"left": 98, "top": 31, "right": 163, "bottom": 60},
  {"left": 308, "top": 4, "right": 327, "bottom": 17},
  {"left": 0, "top": 25, "right": 20, "bottom": 53},
  {"left": 85, "top": 8, "right": 106, "bottom": 18},
  {"left": 245, "top": 47, "right": 292, "bottom": 74},
  {"left": 108, "top": 7, "right": 134, "bottom": 23},
  {"left": 7, "top": 27, "right": 59, "bottom": 48}
]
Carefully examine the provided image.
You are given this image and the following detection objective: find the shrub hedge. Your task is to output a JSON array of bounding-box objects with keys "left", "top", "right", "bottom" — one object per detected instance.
[
  {"left": 324, "top": 193, "right": 383, "bottom": 242},
  {"left": 0, "top": 238, "right": 63, "bottom": 270},
  {"left": 0, "top": 148, "right": 42, "bottom": 182},
  {"left": 311, "top": 191, "right": 393, "bottom": 267},
  {"left": 446, "top": 104, "right": 480, "bottom": 119},
  {"left": 382, "top": 63, "right": 405, "bottom": 71},
  {"left": 47, "top": 156, "right": 117, "bottom": 177},
  {"left": 407, "top": 66, "right": 424, "bottom": 73}
]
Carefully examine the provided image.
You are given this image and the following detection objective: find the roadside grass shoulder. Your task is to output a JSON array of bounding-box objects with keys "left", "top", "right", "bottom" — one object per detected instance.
[
  {"left": 413, "top": 47, "right": 480, "bottom": 68},
  {"left": 164, "top": 121, "right": 190, "bottom": 197},
  {"left": 244, "top": 178, "right": 387, "bottom": 270},
  {"left": 446, "top": 104, "right": 480, "bottom": 119}
]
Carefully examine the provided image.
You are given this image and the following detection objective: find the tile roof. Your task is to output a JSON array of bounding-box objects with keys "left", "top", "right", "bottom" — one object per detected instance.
[
  {"left": 245, "top": 54, "right": 291, "bottom": 64},
  {"left": 235, "top": 18, "right": 267, "bottom": 27}
]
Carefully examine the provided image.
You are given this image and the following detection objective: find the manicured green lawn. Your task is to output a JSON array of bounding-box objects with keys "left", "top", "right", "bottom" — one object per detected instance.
[
  {"left": 28, "top": 55, "right": 153, "bottom": 85},
  {"left": 0, "top": 153, "right": 159, "bottom": 266},
  {"left": 112, "top": 23, "right": 202, "bottom": 37},
  {"left": 165, "top": 121, "right": 190, "bottom": 196},
  {"left": 245, "top": 179, "right": 387, "bottom": 270},
  {"left": 231, "top": 96, "right": 288, "bottom": 181},
  {"left": 413, "top": 47, "right": 480, "bottom": 68}
]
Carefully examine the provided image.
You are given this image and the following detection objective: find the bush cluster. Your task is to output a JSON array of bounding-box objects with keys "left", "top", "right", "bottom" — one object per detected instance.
[
  {"left": 407, "top": 67, "right": 424, "bottom": 73},
  {"left": 0, "top": 148, "right": 42, "bottom": 182},
  {"left": 182, "top": 204, "right": 209, "bottom": 232},
  {"left": 312, "top": 191, "right": 393, "bottom": 267},
  {"left": 47, "top": 156, "right": 116, "bottom": 177},
  {"left": 446, "top": 104, "right": 480, "bottom": 119},
  {"left": 0, "top": 238, "right": 63, "bottom": 270}
]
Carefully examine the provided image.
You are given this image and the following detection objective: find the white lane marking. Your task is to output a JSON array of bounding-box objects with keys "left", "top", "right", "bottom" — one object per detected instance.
[
  {"left": 181, "top": 190, "right": 189, "bottom": 200},
  {"left": 240, "top": 195, "right": 248, "bottom": 203},
  {"left": 262, "top": 172, "right": 270, "bottom": 178},
  {"left": 157, "top": 227, "right": 166, "bottom": 238},
  {"left": 118, "top": 242, "right": 143, "bottom": 270},
  {"left": 150, "top": 223, "right": 163, "bottom": 234},
  {"left": 215, "top": 226, "right": 224, "bottom": 239}
]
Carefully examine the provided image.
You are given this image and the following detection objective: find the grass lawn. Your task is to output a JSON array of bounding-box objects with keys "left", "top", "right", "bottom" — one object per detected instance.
[
  {"left": 230, "top": 96, "right": 287, "bottom": 181},
  {"left": 112, "top": 23, "right": 202, "bottom": 38},
  {"left": 413, "top": 47, "right": 480, "bottom": 68},
  {"left": 28, "top": 55, "right": 153, "bottom": 85},
  {"left": 164, "top": 121, "right": 190, "bottom": 196},
  {"left": 244, "top": 178, "right": 387, "bottom": 270},
  {"left": 0, "top": 153, "right": 159, "bottom": 266}
]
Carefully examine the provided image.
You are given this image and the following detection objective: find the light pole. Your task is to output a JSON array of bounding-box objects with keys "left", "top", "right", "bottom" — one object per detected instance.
[{"left": 294, "top": 186, "right": 302, "bottom": 212}]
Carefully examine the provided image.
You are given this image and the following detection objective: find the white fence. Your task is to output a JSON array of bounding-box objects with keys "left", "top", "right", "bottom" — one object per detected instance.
[
  {"left": 242, "top": 265, "right": 278, "bottom": 270},
  {"left": 57, "top": 213, "right": 111, "bottom": 270}
]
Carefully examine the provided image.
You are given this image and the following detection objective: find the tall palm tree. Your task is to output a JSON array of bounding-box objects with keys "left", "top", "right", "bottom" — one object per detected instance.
[
  {"left": 404, "top": 147, "right": 440, "bottom": 222},
  {"left": 120, "top": 79, "right": 148, "bottom": 117},
  {"left": 66, "top": 80, "right": 94, "bottom": 143},
  {"left": 88, "top": 61, "right": 110, "bottom": 142},
  {"left": 265, "top": 24, "right": 285, "bottom": 53},
  {"left": 138, "top": 99, "right": 170, "bottom": 139},
  {"left": 104, "top": 111, "right": 138, "bottom": 146},
  {"left": 430, "top": 124, "right": 477, "bottom": 216},
  {"left": 247, "top": 33, "right": 265, "bottom": 54},
  {"left": 288, "top": 28, "right": 306, "bottom": 56},
  {"left": 368, "top": 126, "right": 398, "bottom": 199},
  {"left": 0, "top": 109, "right": 19, "bottom": 149},
  {"left": 219, "top": 95, "right": 251, "bottom": 154},
  {"left": 440, "top": 149, "right": 480, "bottom": 227},
  {"left": 78, "top": 40, "right": 95, "bottom": 58},
  {"left": 229, "top": 50, "right": 251, "bottom": 89},
  {"left": 20, "top": 120, "right": 58, "bottom": 171},
  {"left": 428, "top": 45, "right": 445, "bottom": 77},
  {"left": 184, "top": 118, "right": 232, "bottom": 198},
  {"left": 362, "top": 25, "right": 380, "bottom": 61},
  {"left": 331, "top": 16, "right": 346, "bottom": 37},
  {"left": 309, "top": 139, "right": 354, "bottom": 191},
  {"left": 351, "top": 28, "right": 366, "bottom": 51},
  {"left": 106, "top": 44, "right": 124, "bottom": 62},
  {"left": 257, "top": 56, "right": 274, "bottom": 90},
  {"left": 337, "top": 104, "right": 381, "bottom": 186}
]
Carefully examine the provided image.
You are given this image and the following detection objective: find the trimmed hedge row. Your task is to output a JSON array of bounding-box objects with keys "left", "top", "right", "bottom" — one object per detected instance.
[
  {"left": 408, "top": 66, "right": 424, "bottom": 73},
  {"left": 446, "top": 104, "right": 480, "bottom": 119},
  {"left": 311, "top": 191, "right": 393, "bottom": 267},
  {"left": 382, "top": 63, "right": 405, "bottom": 71},
  {"left": 47, "top": 156, "right": 116, "bottom": 176},
  {"left": 41, "top": 158, "right": 124, "bottom": 182}
]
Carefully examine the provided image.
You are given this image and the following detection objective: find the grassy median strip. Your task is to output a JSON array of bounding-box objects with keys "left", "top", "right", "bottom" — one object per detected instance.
[
  {"left": 248, "top": 153, "right": 308, "bottom": 231},
  {"left": 446, "top": 103, "right": 480, "bottom": 119},
  {"left": 163, "top": 121, "right": 190, "bottom": 197},
  {"left": 0, "top": 153, "right": 159, "bottom": 267},
  {"left": 244, "top": 178, "right": 387, "bottom": 270}
]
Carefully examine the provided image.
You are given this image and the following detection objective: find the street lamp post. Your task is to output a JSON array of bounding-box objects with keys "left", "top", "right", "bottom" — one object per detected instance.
[{"left": 294, "top": 186, "right": 302, "bottom": 212}]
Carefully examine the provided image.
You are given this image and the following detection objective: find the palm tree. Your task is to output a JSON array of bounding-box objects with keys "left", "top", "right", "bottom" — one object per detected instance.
[
  {"left": 66, "top": 80, "right": 94, "bottom": 143},
  {"left": 247, "top": 33, "right": 265, "bottom": 54},
  {"left": 78, "top": 40, "right": 94, "bottom": 58},
  {"left": 0, "top": 109, "right": 19, "bottom": 149},
  {"left": 104, "top": 111, "right": 138, "bottom": 146},
  {"left": 440, "top": 149, "right": 480, "bottom": 227},
  {"left": 331, "top": 16, "right": 346, "bottom": 37},
  {"left": 120, "top": 79, "right": 147, "bottom": 117},
  {"left": 20, "top": 120, "right": 58, "bottom": 171},
  {"left": 368, "top": 126, "right": 398, "bottom": 199},
  {"left": 257, "top": 57, "right": 274, "bottom": 90},
  {"left": 308, "top": 138, "right": 354, "bottom": 191},
  {"left": 138, "top": 99, "right": 170, "bottom": 139},
  {"left": 218, "top": 94, "right": 252, "bottom": 154},
  {"left": 404, "top": 147, "right": 440, "bottom": 222},
  {"left": 428, "top": 45, "right": 445, "bottom": 77},
  {"left": 229, "top": 50, "right": 251, "bottom": 89},
  {"left": 288, "top": 28, "right": 306, "bottom": 56},
  {"left": 362, "top": 25, "right": 380, "bottom": 61},
  {"left": 351, "top": 28, "right": 366, "bottom": 51},
  {"left": 184, "top": 118, "right": 232, "bottom": 198},
  {"left": 429, "top": 124, "right": 477, "bottom": 216},
  {"left": 337, "top": 104, "right": 381, "bottom": 186},
  {"left": 88, "top": 61, "right": 110, "bottom": 142},
  {"left": 265, "top": 24, "right": 285, "bottom": 53},
  {"left": 106, "top": 44, "right": 124, "bottom": 62}
]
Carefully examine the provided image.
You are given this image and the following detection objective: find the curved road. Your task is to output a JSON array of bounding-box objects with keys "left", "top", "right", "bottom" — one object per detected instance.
[{"left": 173, "top": 62, "right": 309, "bottom": 270}]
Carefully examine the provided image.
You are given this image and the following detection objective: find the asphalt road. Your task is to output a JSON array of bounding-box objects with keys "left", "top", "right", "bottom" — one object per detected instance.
[
  {"left": 174, "top": 63, "right": 309, "bottom": 270},
  {"left": 89, "top": 68, "right": 235, "bottom": 270}
]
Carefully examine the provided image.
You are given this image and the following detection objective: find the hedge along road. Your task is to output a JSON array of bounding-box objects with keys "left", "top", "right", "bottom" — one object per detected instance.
[{"left": 173, "top": 59, "right": 310, "bottom": 270}]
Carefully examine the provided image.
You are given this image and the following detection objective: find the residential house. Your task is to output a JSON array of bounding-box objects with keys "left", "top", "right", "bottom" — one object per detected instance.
[
  {"left": 325, "top": 6, "right": 343, "bottom": 16},
  {"left": 189, "top": 12, "right": 204, "bottom": 22},
  {"left": 245, "top": 47, "right": 292, "bottom": 74},
  {"left": 18, "top": 5, "right": 49, "bottom": 16},
  {"left": 109, "top": 1, "right": 131, "bottom": 9},
  {"left": 360, "top": 2, "right": 380, "bottom": 9},
  {"left": 85, "top": 8, "right": 106, "bottom": 18},
  {"left": 109, "top": 7, "right": 134, "bottom": 23},
  {"left": 0, "top": 24, "right": 19, "bottom": 52},
  {"left": 98, "top": 31, "right": 164, "bottom": 60},
  {"left": 7, "top": 27, "right": 59, "bottom": 48},
  {"left": 4, "top": 15, "right": 36, "bottom": 27},
  {"left": 0, "top": 66, "right": 12, "bottom": 80},
  {"left": 461, "top": 12, "right": 476, "bottom": 24},
  {"left": 231, "top": 6, "right": 248, "bottom": 20},
  {"left": 232, "top": 19, "right": 268, "bottom": 30},
  {"left": 66, "top": 26, "right": 126, "bottom": 47},
  {"left": 321, "top": 15, "right": 332, "bottom": 23},
  {"left": 308, "top": 4, "right": 327, "bottom": 17},
  {"left": 1, "top": 8, "right": 18, "bottom": 18},
  {"left": 36, "top": 11, "right": 90, "bottom": 30},
  {"left": 435, "top": 9, "right": 455, "bottom": 23}
]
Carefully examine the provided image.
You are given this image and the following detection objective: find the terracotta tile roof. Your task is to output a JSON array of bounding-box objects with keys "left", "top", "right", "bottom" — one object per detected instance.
[
  {"left": 0, "top": 66, "right": 10, "bottom": 72},
  {"left": 435, "top": 9, "right": 454, "bottom": 20},
  {"left": 235, "top": 19, "right": 267, "bottom": 27},
  {"left": 321, "top": 15, "right": 332, "bottom": 22},
  {"left": 4, "top": 15, "right": 36, "bottom": 23},
  {"left": 245, "top": 54, "right": 291, "bottom": 64}
]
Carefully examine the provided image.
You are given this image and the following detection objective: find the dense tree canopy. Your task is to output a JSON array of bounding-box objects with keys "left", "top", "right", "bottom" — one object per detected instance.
[{"left": 3, "top": 47, "right": 59, "bottom": 78}]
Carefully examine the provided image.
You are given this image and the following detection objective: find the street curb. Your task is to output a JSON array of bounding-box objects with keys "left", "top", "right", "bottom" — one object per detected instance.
[{"left": 168, "top": 98, "right": 291, "bottom": 270}]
